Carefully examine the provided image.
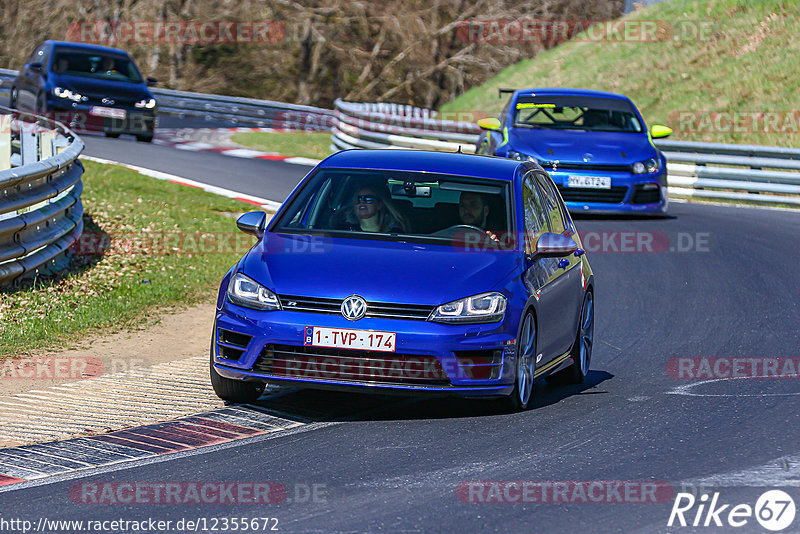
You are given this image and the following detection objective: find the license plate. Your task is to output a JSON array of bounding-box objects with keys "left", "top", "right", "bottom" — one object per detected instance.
[
  {"left": 567, "top": 175, "right": 611, "bottom": 189},
  {"left": 304, "top": 326, "right": 396, "bottom": 352},
  {"left": 89, "top": 106, "right": 126, "bottom": 120}
]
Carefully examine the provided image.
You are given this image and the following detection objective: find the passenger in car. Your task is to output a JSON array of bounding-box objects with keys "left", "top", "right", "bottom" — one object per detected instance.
[{"left": 337, "top": 183, "right": 409, "bottom": 233}]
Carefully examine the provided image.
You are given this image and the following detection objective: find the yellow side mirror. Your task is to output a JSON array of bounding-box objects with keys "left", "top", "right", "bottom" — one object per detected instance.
[
  {"left": 651, "top": 124, "right": 672, "bottom": 139},
  {"left": 477, "top": 118, "right": 502, "bottom": 131}
]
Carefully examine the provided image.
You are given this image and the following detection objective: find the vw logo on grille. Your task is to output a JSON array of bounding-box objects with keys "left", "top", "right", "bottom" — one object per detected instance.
[
  {"left": 341, "top": 295, "right": 367, "bottom": 321},
  {"left": 582, "top": 153, "right": 594, "bottom": 162}
]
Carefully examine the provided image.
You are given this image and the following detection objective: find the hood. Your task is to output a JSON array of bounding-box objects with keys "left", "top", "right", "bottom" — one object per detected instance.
[
  {"left": 50, "top": 73, "right": 151, "bottom": 101},
  {"left": 240, "top": 233, "right": 519, "bottom": 306},
  {"left": 509, "top": 129, "right": 657, "bottom": 164}
]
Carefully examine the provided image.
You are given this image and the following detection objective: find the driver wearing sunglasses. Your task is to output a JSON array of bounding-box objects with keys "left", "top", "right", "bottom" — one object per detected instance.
[{"left": 335, "top": 183, "right": 409, "bottom": 233}]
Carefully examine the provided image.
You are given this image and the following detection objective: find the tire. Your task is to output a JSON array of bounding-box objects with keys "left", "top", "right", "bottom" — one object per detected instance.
[
  {"left": 209, "top": 341, "right": 265, "bottom": 403},
  {"left": 546, "top": 290, "right": 594, "bottom": 385},
  {"left": 496, "top": 312, "right": 537, "bottom": 412},
  {"left": 105, "top": 132, "right": 120, "bottom": 138},
  {"left": 136, "top": 133, "right": 154, "bottom": 143}
]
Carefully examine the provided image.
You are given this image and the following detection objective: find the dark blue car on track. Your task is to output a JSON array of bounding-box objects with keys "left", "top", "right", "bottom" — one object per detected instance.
[
  {"left": 11, "top": 40, "right": 157, "bottom": 142},
  {"left": 476, "top": 88, "right": 672, "bottom": 214},
  {"left": 211, "top": 150, "right": 594, "bottom": 411}
]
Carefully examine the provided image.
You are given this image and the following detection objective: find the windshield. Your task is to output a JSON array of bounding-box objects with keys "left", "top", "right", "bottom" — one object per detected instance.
[
  {"left": 273, "top": 169, "right": 514, "bottom": 247},
  {"left": 51, "top": 49, "right": 143, "bottom": 83},
  {"left": 513, "top": 96, "right": 643, "bottom": 133}
]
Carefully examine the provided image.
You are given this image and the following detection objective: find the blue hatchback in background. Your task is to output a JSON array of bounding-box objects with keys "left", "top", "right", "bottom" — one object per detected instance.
[
  {"left": 476, "top": 88, "right": 672, "bottom": 214},
  {"left": 211, "top": 150, "right": 595, "bottom": 411},
  {"left": 11, "top": 40, "right": 158, "bottom": 142}
]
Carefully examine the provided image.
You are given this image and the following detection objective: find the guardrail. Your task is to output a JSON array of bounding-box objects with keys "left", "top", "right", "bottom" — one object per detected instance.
[
  {"left": 0, "top": 105, "right": 84, "bottom": 286},
  {"left": 333, "top": 100, "right": 800, "bottom": 206},
  {"left": 0, "top": 68, "right": 334, "bottom": 131}
]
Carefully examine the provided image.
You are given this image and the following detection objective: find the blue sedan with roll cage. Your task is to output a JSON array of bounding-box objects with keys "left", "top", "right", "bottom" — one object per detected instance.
[
  {"left": 476, "top": 88, "right": 672, "bottom": 214},
  {"left": 211, "top": 150, "right": 594, "bottom": 411}
]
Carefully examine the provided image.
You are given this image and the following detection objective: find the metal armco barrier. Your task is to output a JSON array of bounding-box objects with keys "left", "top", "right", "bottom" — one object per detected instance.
[
  {"left": 0, "top": 68, "right": 334, "bottom": 131},
  {"left": 152, "top": 87, "right": 335, "bottom": 130},
  {"left": 6, "top": 63, "right": 798, "bottom": 206},
  {"left": 333, "top": 100, "right": 800, "bottom": 206},
  {"left": 0, "top": 105, "right": 84, "bottom": 286}
]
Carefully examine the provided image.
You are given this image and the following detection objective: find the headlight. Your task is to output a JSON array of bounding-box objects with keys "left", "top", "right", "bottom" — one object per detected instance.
[
  {"left": 428, "top": 292, "right": 507, "bottom": 324},
  {"left": 507, "top": 150, "right": 535, "bottom": 162},
  {"left": 632, "top": 158, "right": 661, "bottom": 174},
  {"left": 135, "top": 98, "right": 157, "bottom": 109},
  {"left": 226, "top": 273, "right": 281, "bottom": 311},
  {"left": 53, "top": 87, "right": 83, "bottom": 102}
]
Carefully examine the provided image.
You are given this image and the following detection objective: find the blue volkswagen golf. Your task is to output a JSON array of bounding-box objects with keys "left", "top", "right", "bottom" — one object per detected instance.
[
  {"left": 211, "top": 150, "right": 594, "bottom": 411},
  {"left": 476, "top": 88, "right": 672, "bottom": 214},
  {"left": 11, "top": 41, "right": 157, "bottom": 142}
]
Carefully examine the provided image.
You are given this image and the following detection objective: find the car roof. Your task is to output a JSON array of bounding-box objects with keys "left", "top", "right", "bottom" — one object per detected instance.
[
  {"left": 513, "top": 87, "right": 632, "bottom": 101},
  {"left": 318, "top": 150, "right": 538, "bottom": 181},
  {"left": 45, "top": 40, "right": 131, "bottom": 57}
]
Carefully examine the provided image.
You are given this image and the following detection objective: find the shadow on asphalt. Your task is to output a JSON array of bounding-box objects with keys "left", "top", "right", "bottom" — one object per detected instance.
[{"left": 244, "top": 370, "right": 614, "bottom": 423}]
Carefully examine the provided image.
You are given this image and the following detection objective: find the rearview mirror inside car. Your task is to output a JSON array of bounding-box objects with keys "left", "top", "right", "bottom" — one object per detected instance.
[
  {"left": 534, "top": 232, "right": 579, "bottom": 257},
  {"left": 236, "top": 211, "right": 267, "bottom": 237}
]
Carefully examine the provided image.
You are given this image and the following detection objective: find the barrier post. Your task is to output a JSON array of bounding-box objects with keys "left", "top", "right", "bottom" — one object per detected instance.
[{"left": 0, "top": 114, "right": 10, "bottom": 170}]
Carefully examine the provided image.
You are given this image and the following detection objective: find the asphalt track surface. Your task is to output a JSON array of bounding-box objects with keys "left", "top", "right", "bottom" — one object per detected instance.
[{"left": 2, "top": 132, "right": 800, "bottom": 533}]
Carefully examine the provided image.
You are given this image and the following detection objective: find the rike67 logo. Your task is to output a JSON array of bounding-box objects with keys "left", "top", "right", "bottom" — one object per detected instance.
[{"left": 668, "top": 490, "right": 796, "bottom": 531}]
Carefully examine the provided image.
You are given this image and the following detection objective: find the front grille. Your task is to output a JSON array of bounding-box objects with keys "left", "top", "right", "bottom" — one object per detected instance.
[
  {"left": 631, "top": 184, "right": 662, "bottom": 204},
  {"left": 558, "top": 186, "right": 628, "bottom": 204},
  {"left": 541, "top": 162, "right": 632, "bottom": 172},
  {"left": 253, "top": 344, "right": 451, "bottom": 385},
  {"left": 278, "top": 294, "right": 434, "bottom": 321}
]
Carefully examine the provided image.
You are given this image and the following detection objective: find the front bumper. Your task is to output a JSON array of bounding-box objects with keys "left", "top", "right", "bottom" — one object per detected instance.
[
  {"left": 549, "top": 170, "right": 668, "bottom": 214},
  {"left": 46, "top": 98, "right": 156, "bottom": 135},
  {"left": 213, "top": 299, "right": 518, "bottom": 398}
]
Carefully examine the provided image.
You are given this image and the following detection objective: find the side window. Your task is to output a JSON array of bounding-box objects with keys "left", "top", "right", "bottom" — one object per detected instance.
[
  {"left": 40, "top": 45, "right": 51, "bottom": 70},
  {"left": 534, "top": 173, "right": 567, "bottom": 234},
  {"left": 522, "top": 172, "right": 549, "bottom": 253},
  {"left": 498, "top": 98, "right": 512, "bottom": 125},
  {"left": 29, "top": 45, "right": 46, "bottom": 65}
]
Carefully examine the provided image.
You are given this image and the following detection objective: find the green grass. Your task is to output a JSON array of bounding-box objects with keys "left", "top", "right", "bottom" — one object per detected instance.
[
  {"left": 231, "top": 131, "right": 334, "bottom": 160},
  {"left": 441, "top": 0, "right": 800, "bottom": 147},
  {"left": 0, "top": 160, "right": 262, "bottom": 357}
]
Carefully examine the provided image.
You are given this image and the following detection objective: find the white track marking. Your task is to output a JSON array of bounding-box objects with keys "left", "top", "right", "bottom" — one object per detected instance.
[
  {"left": 80, "top": 155, "right": 283, "bottom": 211},
  {"left": 666, "top": 377, "right": 800, "bottom": 397}
]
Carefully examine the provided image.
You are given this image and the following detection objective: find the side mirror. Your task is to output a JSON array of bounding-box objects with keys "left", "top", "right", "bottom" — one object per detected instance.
[
  {"left": 534, "top": 232, "right": 578, "bottom": 257},
  {"left": 236, "top": 211, "right": 267, "bottom": 237},
  {"left": 28, "top": 62, "right": 43, "bottom": 73},
  {"left": 477, "top": 117, "right": 502, "bottom": 132},
  {"left": 651, "top": 124, "right": 672, "bottom": 139},
  {"left": 146, "top": 76, "right": 158, "bottom": 87}
]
